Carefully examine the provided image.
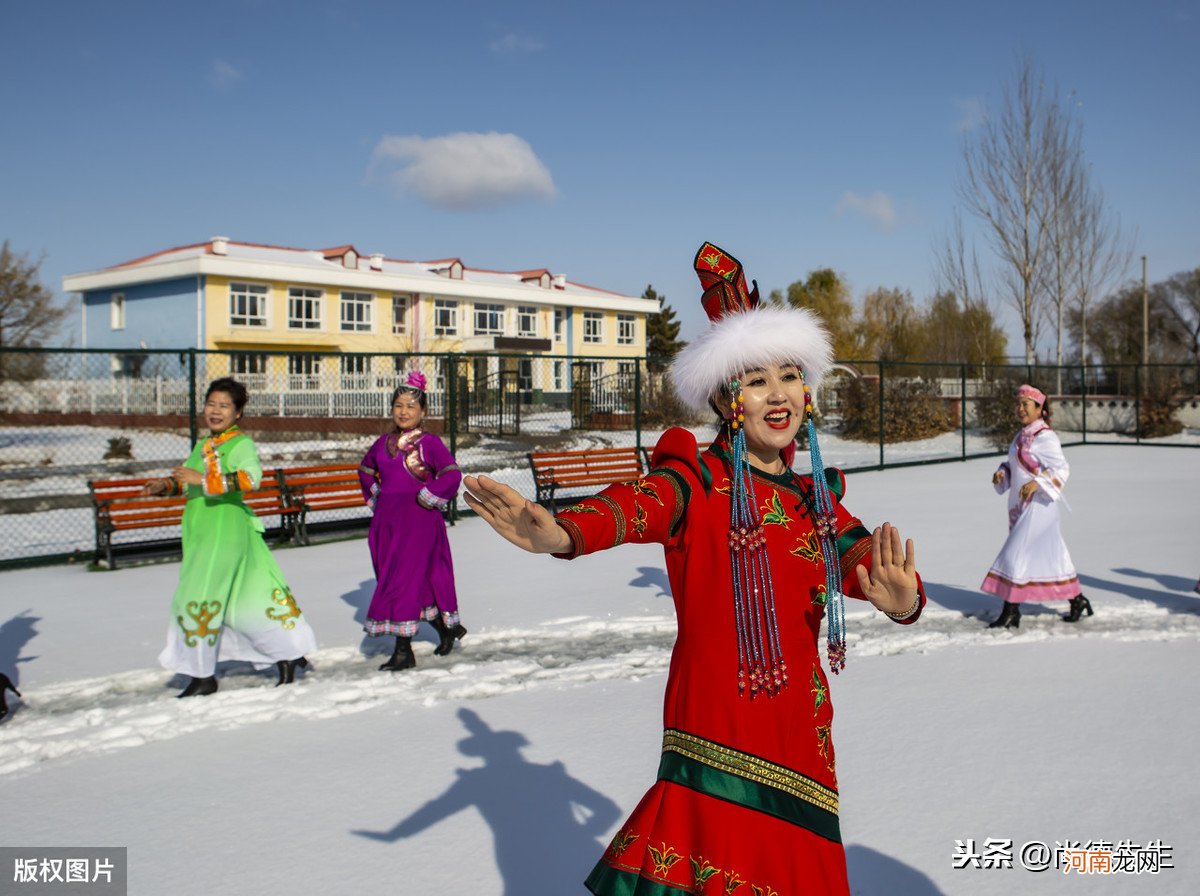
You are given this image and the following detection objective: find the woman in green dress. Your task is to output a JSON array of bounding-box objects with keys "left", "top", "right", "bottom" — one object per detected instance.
[{"left": 144, "top": 377, "right": 317, "bottom": 698}]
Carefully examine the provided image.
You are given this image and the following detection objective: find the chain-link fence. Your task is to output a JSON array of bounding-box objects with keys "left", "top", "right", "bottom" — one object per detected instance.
[{"left": 2, "top": 348, "right": 1197, "bottom": 567}]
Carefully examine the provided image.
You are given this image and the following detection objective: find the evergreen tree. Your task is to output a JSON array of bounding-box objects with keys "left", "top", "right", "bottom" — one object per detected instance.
[{"left": 643, "top": 285, "right": 685, "bottom": 372}]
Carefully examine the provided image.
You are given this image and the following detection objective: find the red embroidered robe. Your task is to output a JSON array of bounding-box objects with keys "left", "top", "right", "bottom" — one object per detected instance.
[{"left": 553, "top": 428, "right": 926, "bottom": 896}]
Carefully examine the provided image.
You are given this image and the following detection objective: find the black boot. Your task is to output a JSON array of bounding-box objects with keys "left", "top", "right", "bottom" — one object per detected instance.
[
  {"left": 430, "top": 616, "right": 468, "bottom": 657},
  {"left": 177, "top": 675, "right": 219, "bottom": 698},
  {"left": 275, "top": 656, "right": 309, "bottom": 686},
  {"left": 379, "top": 636, "right": 415, "bottom": 671},
  {"left": 1062, "top": 594, "right": 1094, "bottom": 623},
  {"left": 988, "top": 601, "right": 1021, "bottom": 629},
  {"left": 0, "top": 673, "right": 21, "bottom": 722}
]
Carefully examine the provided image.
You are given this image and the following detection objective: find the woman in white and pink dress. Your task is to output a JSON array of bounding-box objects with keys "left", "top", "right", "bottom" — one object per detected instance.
[{"left": 982, "top": 384, "right": 1091, "bottom": 628}]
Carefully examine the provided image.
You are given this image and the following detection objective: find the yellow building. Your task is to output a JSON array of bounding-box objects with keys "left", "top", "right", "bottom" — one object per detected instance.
[{"left": 66, "top": 237, "right": 659, "bottom": 404}]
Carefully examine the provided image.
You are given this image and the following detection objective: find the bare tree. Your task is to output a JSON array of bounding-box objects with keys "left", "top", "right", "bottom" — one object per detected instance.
[
  {"left": 1156, "top": 268, "right": 1200, "bottom": 364},
  {"left": 0, "top": 241, "right": 67, "bottom": 347},
  {"left": 957, "top": 55, "right": 1062, "bottom": 364},
  {"left": 933, "top": 211, "right": 1007, "bottom": 368},
  {"left": 0, "top": 241, "right": 69, "bottom": 380}
]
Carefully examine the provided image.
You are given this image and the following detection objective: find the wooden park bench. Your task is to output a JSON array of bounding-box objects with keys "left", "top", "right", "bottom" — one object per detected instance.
[
  {"left": 527, "top": 447, "right": 645, "bottom": 507},
  {"left": 276, "top": 463, "right": 367, "bottom": 545},
  {"left": 88, "top": 470, "right": 297, "bottom": 569}
]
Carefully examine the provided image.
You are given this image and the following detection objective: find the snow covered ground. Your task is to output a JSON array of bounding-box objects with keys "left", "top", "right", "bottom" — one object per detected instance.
[{"left": 1, "top": 445, "right": 1198, "bottom": 894}]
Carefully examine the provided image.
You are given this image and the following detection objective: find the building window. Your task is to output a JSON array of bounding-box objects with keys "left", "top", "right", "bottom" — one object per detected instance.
[
  {"left": 518, "top": 358, "right": 533, "bottom": 393},
  {"left": 392, "top": 294, "right": 410, "bottom": 335},
  {"left": 617, "top": 314, "right": 636, "bottom": 345},
  {"left": 434, "top": 299, "right": 458, "bottom": 336},
  {"left": 618, "top": 360, "right": 636, "bottom": 385},
  {"left": 583, "top": 311, "right": 604, "bottom": 344},
  {"left": 288, "top": 287, "right": 322, "bottom": 330},
  {"left": 340, "top": 354, "right": 370, "bottom": 388},
  {"left": 287, "top": 353, "right": 321, "bottom": 389},
  {"left": 340, "top": 291, "right": 373, "bottom": 332},
  {"left": 231, "top": 352, "right": 267, "bottom": 374},
  {"left": 230, "top": 282, "right": 269, "bottom": 327},
  {"left": 474, "top": 303, "right": 504, "bottom": 336},
  {"left": 517, "top": 306, "right": 538, "bottom": 338},
  {"left": 110, "top": 293, "right": 125, "bottom": 330},
  {"left": 553, "top": 359, "right": 566, "bottom": 391},
  {"left": 554, "top": 308, "right": 566, "bottom": 343}
]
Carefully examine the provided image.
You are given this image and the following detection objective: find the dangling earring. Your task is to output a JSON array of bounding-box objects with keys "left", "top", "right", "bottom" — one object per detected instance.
[
  {"left": 803, "top": 376, "right": 847, "bottom": 673},
  {"left": 726, "top": 378, "right": 787, "bottom": 697}
]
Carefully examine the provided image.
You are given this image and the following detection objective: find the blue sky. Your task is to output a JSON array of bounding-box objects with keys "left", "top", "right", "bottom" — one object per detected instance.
[{"left": 2, "top": 0, "right": 1196, "bottom": 351}]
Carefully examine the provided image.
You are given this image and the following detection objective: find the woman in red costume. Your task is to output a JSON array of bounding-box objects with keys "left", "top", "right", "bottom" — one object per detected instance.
[{"left": 465, "top": 243, "right": 925, "bottom": 895}]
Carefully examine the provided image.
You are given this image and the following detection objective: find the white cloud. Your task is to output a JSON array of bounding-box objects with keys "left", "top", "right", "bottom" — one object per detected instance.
[
  {"left": 208, "top": 59, "right": 243, "bottom": 90},
  {"left": 489, "top": 32, "right": 544, "bottom": 54},
  {"left": 954, "top": 96, "right": 985, "bottom": 132},
  {"left": 370, "top": 132, "right": 557, "bottom": 211},
  {"left": 836, "top": 191, "right": 897, "bottom": 232}
]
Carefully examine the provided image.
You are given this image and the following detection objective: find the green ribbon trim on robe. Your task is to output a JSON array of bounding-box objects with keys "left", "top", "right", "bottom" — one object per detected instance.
[
  {"left": 657, "top": 746, "right": 842, "bottom": 844},
  {"left": 585, "top": 861, "right": 692, "bottom": 896}
]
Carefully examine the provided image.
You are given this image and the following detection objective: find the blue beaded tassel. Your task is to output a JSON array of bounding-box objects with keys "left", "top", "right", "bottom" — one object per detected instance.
[
  {"left": 726, "top": 380, "right": 787, "bottom": 697},
  {"left": 804, "top": 382, "right": 847, "bottom": 673}
]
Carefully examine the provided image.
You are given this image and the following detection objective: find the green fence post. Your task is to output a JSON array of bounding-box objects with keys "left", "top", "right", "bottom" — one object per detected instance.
[
  {"left": 877, "top": 361, "right": 885, "bottom": 469},
  {"left": 1134, "top": 364, "right": 1141, "bottom": 445},
  {"left": 960, "top": 362, "right": 967, "bottom": 459},
  {"left": 187, "top": 349, "right": 198, "bottom": 447},
  {"left": 635, "top": 360, "right": 643, "bottom": 459},
  {"left": 1080, "top": 363, "right": 1088, "bottom": 444},
  {"left": 446, "top": 354, "right": 458, "bottom": 523}
]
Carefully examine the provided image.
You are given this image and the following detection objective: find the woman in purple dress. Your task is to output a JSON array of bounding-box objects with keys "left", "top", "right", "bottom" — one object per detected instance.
[{"left": 358, "top": 370, "right": 466, "bottom": 671}]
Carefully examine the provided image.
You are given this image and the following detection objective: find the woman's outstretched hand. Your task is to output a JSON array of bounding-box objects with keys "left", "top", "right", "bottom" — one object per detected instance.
[
  {"left": 854, "top": 522, "right": 919, "bottom": 615},
  {"left": 463, "top": 475, "right": 572, "bottom": 554}
]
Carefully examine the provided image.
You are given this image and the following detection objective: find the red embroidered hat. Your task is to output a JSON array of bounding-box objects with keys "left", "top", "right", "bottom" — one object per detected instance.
[{"left": 669, "top": 243, "right": 833, "bottom": 414}]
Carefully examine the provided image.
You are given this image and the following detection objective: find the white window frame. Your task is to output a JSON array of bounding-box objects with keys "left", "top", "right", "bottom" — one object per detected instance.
[
  {"left": 583, "top": 311, "right": 604, "bottom": 344},
  {"left": 229, "top": 282, "right": 269, "bottom": 328},
  {"left": 434, "top": 299, "right": 458, "bottom": 336},
  {"left": 287, "top": 353, "right": 321, "bottom": 390},
  {"left": 340, "top": 291, "right": 374, "bottom": 332},
  {"left": 517, "top": 305, "right": 538, "bottom": 338},
  {"left": 474, "top": 303, "right": 504, "bottom": 336},
  {"left": 110, "top": 293, "right": 125, "bottom": 330},
  {"left": 554, "top": 308, "right": 566, "bottom": 343},
  {"left": 339, "top": 354, "right": 370, "bottom": 389},
  {"left": 553, "top": 359, "right": 566, "bottom": 391},
  {"left": 392, "top": 294, "right": 411, "bottom": 335},
  {"left": 287, "top": 287, "right": 323, "bottom": 330},
  {"left": 617, "top": 314, "right": 636, "bottom": 345}
]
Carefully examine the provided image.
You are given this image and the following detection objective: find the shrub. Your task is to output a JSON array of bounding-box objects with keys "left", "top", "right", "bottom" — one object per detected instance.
[
  {"left": 838, "top": 377, "right": 957, "bottom": 443},
  {"left": 103, "top": 436, "right": 133, "bottom": 460}
]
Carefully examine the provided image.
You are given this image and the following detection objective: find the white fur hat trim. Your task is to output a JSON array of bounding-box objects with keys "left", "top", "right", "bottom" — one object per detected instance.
[{"left": 669, "top": 305, "right": 833, "bottom": 414}]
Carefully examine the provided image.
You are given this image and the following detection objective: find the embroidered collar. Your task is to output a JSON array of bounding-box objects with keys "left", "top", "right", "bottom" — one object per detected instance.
[
  {"left": 386, "top": 427, "right": 423, "bottom": 459},
  {"left": 207, "top": 426, "right": 242, "bottom": 449}
]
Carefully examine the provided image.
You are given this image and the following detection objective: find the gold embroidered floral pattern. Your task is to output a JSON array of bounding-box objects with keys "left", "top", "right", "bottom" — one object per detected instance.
[
  {"left": 561, "top": 503, "right": 602, "bottom": 514},
  {"left": 691, "top": 857, "right": 720, "bottom": 889},
  {"left": 751, "top": 885, "right": 779, "bottom": 896},
  {"left": 631, "top": 502, "right": 648, "bottom": 536},
  {"left": 724, "top": 869, "right": 746, "bottom": 894},
  {"left": 816, "top": 724, "right": 835, "bottom": 773},
  {"left": 791, "top": 531, "right": 822, "bottom": 565},
  {"left": 648, "top": 843, "right": 682, "bottom": 877},
  {"left": 607, "top": 828, "right": 639, "bottom": 861},
  {"left": 811, "top": 667, "right": 827, "bottom": 715},
  {"left": 760, "top": 490, "right": 792, "bottom": 527},
  {"left": 627, "top": 478, "right": 664, "bottom": 506},
  {"left": 715, "top": 476, "right": 733, "bottom": 496},
  {"left": 178, "top": 600, "right": 222, "bottom": 646},
  {"left": 266, "top": 588, "right": 302, "bottom": 630},
  {"left": 812, "top": 584, "right": 828, "bottom": 607}
]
